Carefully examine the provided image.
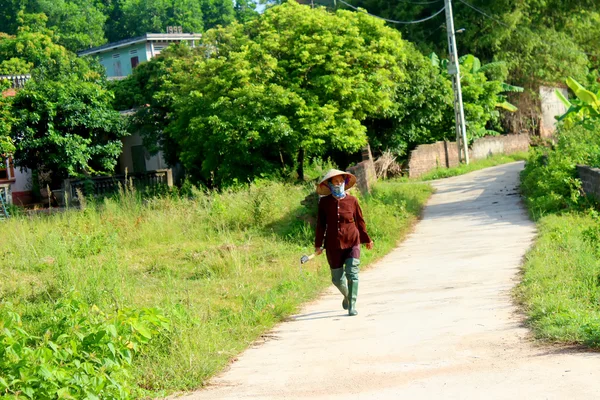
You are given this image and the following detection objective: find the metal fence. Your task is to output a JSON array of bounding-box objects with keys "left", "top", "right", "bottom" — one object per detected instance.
[
  {"left": 64, "top": 169, "right": 173, "bottom": 202},
  {"left": 0, "top": 75, "right": 31, "bottom": 89}
]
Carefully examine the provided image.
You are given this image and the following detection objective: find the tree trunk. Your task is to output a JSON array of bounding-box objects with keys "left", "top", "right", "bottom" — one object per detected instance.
[{"left": 297, "top": 147, "right": 305, "bottom": 181}]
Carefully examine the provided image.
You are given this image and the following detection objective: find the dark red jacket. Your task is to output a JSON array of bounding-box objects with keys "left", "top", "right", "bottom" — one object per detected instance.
[{"left": 315, "top": 194, "right": 371, "bottom": 250}]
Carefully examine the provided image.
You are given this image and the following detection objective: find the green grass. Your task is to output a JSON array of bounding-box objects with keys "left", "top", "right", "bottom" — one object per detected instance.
[
  {"left": 414, "top": 151, "right": 529, "bottom": 181},
  {"left": 516, "top": 211, "right": 600, "bottom": 347},
  {"left": 0, "top": 180, "right": 432, "bottom": 397}
]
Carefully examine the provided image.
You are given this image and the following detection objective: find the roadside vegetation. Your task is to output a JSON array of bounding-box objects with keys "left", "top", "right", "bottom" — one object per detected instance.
[
  {"left": 518, "top": 77, "right": 600, "bottom": 347},
  {"left": 0, "top": 177, "right": 432, "bottom": 397}
]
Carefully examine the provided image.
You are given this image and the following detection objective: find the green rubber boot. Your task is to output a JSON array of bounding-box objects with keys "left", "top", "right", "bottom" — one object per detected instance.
[
  {"left": 330, "top": 268, "right": 349, "bottom": 310},
  {"left": 345, "top": 258, "right": 360, "bottom": 316}
]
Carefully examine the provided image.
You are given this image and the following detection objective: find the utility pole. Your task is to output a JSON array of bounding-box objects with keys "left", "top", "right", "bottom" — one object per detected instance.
[{"left": 444, "top": 0, "right": 469, "bottom": 164}]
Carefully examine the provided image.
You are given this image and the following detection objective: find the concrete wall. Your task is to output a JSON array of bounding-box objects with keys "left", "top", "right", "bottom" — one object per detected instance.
[
  {"left": 540, "top": 86, "right": 568, "bottom": 138},
  {"left": 98, "top": 42, "right": 148, "bottom": 78},
  {"left": 347, "top": 160, "right": 377, "bottom": 195},
  {"left": 577, "top": 165, "right": 600, "bottom": 200},
  {"left": 118, "top": 132, "right": 167, "bottom": 174},
  {"left": 408, "top": 134, "right": 530, "bottom": 178}
]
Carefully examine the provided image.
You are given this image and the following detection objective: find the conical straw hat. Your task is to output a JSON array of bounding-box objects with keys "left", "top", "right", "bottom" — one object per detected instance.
[{"left": 316, "top": 169, "right": 357, "bottom": 196}]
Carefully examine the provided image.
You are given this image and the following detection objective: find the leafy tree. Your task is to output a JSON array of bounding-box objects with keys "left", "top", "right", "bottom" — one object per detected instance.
[
  {"left": 234, "top": 0, "right": 259, "bottom": 24},
  {"left": 120, "top": 0, "right": 205, "bottom": 37},
  {"left": 158, "top": 1, "right": 422, "bottom": 186},
  {"left": 201, "top": 0, "right": 236, "bottom": 30},
  {"left": 30, "top": 0, "right": 108, "bottom": 51},
  {"left": 0, "top": 82, "right": 16, "bottom": 156},
  {"left": 10, "top": 54, "right": 127, "bottom": 183},
  {"left": 338, "top": 0, "right": 597, "bottom": 86},
  {"left": 0, "top": 0, "right": 28, "bottom": 35},
  {"left": 0, "top": 13, "right": 70, "bottom": 74},
  {"left": 364, "top": 44, "right": 453, "bottom": 157}
]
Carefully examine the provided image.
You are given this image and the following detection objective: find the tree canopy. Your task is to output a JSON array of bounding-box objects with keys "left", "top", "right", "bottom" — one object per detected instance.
[
  {"left": 5, "top": 32, "right": 127, "bottom": 183},
  {"left": 117, "top": 1, "right": 447, "bottom": 185},
  {"left": 336, "top": 0, "right": 599, "bottom": 87},
  {"left": 0, "top": 0, "right": 259, "bottom": 53}
]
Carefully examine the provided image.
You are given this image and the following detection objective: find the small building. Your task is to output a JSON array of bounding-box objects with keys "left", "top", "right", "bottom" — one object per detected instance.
[
  {"left": 78, "top": 31, "right": 202, "bottom": 175},
  {"left": 77, "top": 32, "right": 202, "bottom": 80}
]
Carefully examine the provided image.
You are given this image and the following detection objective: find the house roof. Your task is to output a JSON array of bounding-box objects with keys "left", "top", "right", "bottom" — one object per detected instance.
[{"left": 77, "top": 33, "right": 203, "bottom": 57}]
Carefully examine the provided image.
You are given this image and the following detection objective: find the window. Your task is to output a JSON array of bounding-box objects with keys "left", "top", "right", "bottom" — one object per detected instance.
[
  {"left": 0, "top": 158, "right": 14, "bottom": 181},
  {"left": 129, "top": 49, "right": 137, "bottom": 55},
  {"left": 130, "top": 56, "right": 139, "bottom": 69},
  {"left": 0, "top": 160, "right": 7, "bottom": 180},
  {"left": 112, "top": 53, "right": 120, "bottom": 58}
]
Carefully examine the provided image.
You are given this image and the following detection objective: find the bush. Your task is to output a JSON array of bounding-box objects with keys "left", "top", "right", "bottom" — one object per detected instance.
[
  {"left": 520, "top": 124, "right": 600, "bottom": 217},
  {"left": 0, "top": 294, "right": 169, "bottom": 399}
]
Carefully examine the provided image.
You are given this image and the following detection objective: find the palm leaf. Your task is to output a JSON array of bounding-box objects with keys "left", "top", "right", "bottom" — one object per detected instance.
[
  {"left": 501, "top": 83, "right": 524, "bottom": 93},
  {"left": 478, "top": 61, "right": 507, "bottom": 72},
  {"left": 429, "top": 52, "right": 440, "bottom": 68},
  {"left": 496, "top": 101, "right": 518, "bottom": 112},
  {"left": 554, "top": 89, "right": 571, "bottom": 108},
  {"left": 575, "top": 88, "right": 600, "bottom": 108},
  {"left": 566, "top": 77, "right": 585, "bottom": 93}
]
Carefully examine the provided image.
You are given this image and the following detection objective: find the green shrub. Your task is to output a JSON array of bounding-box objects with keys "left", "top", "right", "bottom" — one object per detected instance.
[
  {"left": 521, "top": 124, "right": 600, "bottom": 217},
  {"left": 0, "top": 294, "right": 169, "bottom": 399}
]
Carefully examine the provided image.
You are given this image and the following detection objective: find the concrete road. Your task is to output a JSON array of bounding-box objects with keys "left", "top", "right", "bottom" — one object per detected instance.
[{"left": 181, "top": 162, "right": 600, "bottom": 400}]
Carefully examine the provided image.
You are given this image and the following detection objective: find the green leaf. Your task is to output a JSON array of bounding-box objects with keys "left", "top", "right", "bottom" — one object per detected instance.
[
  {"left": 496, "top": 101, "right": 518, "bottom": 112},
  {"left": 429, "top": 52, "right": 440, "bottom": 68},
  {"left": 566, "top": 77, "right": 585, "bottom": 94},
  {"left": 554, "top": 90, "right": 572, "bottom": 108},
  {"left": 107, "top": 342, "right": 116, "bottom": 357},
  {"left": 501, "top": 83, "right": 524, "bottom": 93},
  {"left": 574, "top": 88, "right": 600, "bottom": 108}
]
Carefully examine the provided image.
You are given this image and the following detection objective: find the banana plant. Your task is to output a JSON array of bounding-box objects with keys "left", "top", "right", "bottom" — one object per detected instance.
[
  {"left": 555, "top": 77, "right": 600, "bottom": 126},
  {"left": 430, "top": 52, "right": 523, "bottom": 113}
]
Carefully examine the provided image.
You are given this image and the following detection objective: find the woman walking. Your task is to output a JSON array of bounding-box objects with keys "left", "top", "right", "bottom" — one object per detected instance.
[{"left": 315, "top": 169, "right": 374, "bottom": 316}]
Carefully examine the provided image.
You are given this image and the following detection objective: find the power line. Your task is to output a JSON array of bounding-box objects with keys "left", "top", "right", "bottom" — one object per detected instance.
[
  {"left": 337, "top": 0, "right": 445, "bottom": 24},
  {"left": 397, "top": 0, "right": 443, "bottom": 4},
  {"left": 456, "top": 0, "right": 509, "bottom": 27}
]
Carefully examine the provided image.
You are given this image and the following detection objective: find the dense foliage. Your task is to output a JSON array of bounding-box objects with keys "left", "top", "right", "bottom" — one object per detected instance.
[
  {"left": 11, "top": 63, "right": 127, "bottom": 183},
  {"left": 521, "top": 78, "right": 600, "bottom": 217},
  {"left": 0, "top": 15, "right": 127, "bottom": 184},
  {"left": 0, "top": 295, "right": 169, "bottom": 399},
  {"left": 332, "top": 0, "right": 599, "bottom": 85},
  {"left": 0, "top": 82, "right": 15, "bottom": 156},
  {"left": 0, "top": 0, "right": 258, "bottom": 52},
  {"left": 116, "top": 2, "right": 448, "bottom": 185}
]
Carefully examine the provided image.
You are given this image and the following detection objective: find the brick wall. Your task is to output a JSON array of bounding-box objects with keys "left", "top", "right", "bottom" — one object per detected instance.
[
  {"left": 577, "top": 165, "right": 600, "bottom": 200},
  {"left": 408, "top": 134, "right": 530, "bottom": 178}
]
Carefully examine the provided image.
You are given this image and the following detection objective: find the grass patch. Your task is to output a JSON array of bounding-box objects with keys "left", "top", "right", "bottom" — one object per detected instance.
[
  {"left": 414, "top": 151, "right": 529, "bottom": 181},
  {"left": 516, "top": 211, "right": 600, "bottom": 346},
  {"left": 0, "top": 180, "right": 432, "bottom": 397}
]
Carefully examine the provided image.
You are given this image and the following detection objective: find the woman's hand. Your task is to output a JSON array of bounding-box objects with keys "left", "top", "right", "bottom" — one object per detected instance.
[
  {"left": 365, "top": 241, "right": 374, "bottom": 250},
  {"left": 315, "top": 247, "right": 323, "bottom": 256}
]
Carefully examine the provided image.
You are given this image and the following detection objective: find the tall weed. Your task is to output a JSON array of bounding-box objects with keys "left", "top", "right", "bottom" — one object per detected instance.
[{"left": 0, "top": 179, "right": 432, "bottom": 396}]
